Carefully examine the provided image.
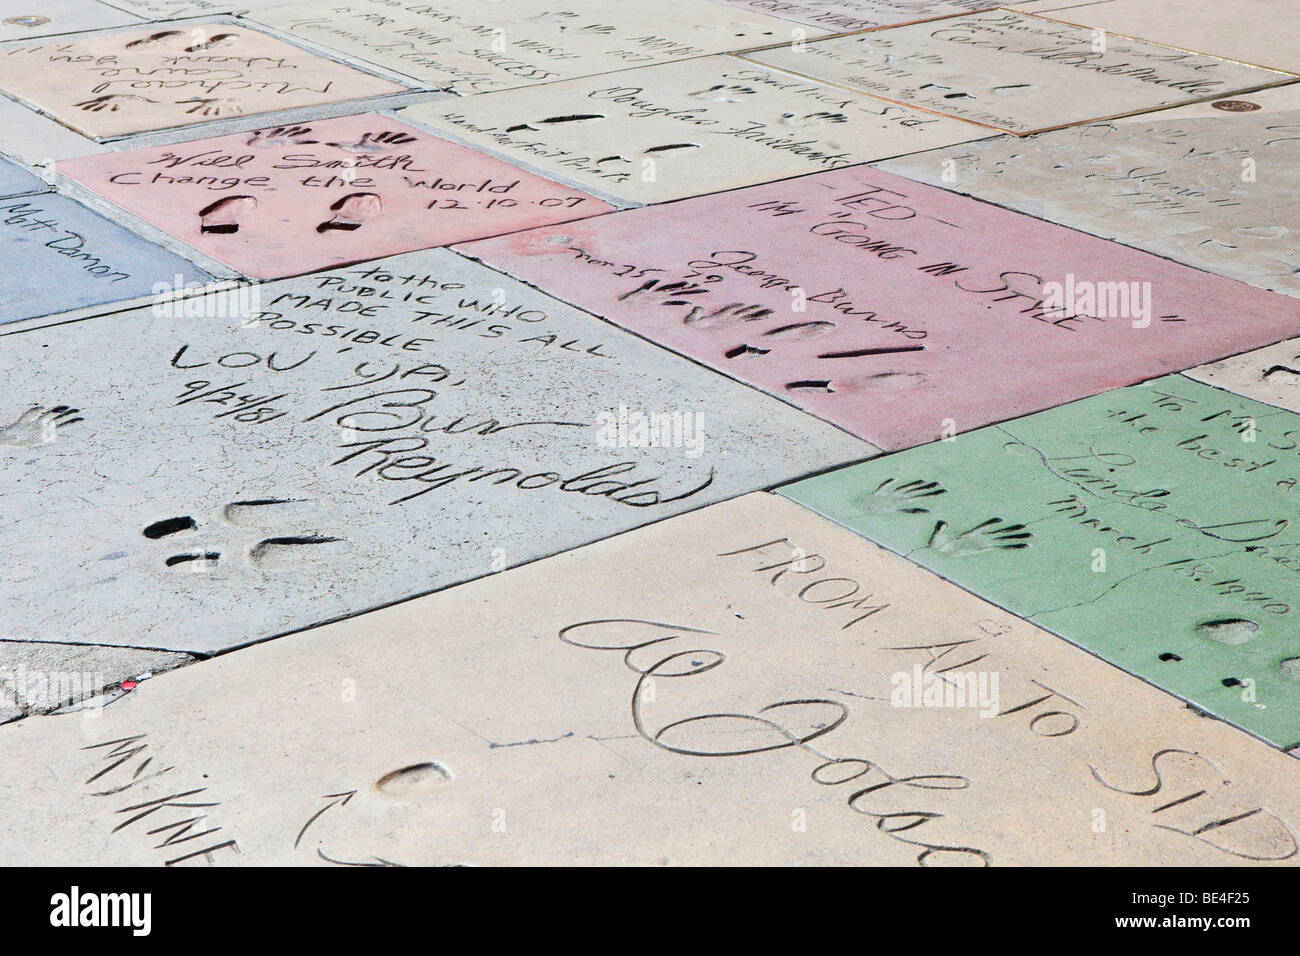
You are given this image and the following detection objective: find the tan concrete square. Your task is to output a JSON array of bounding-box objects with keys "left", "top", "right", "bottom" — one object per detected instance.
[{"left": 0, "top": 22, "right": 408, "bottom": 138}]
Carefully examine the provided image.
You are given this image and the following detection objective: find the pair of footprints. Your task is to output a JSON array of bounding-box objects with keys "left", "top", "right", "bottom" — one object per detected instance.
[
  {"left": 690, "top": 85, "right": 850, "bottom": 127},
  {"left": 143, "top": 498, "right": 352, "bottom": 572},
  {"left": 123, "top": 29, "right": 239, "bottom": 52},
  {"left": 859, "top": 477, "right": 1031, "bottom": 556},
  {"left": 200, "top": 193, "right": 383, "bottom": 236},
  {"left": 505, "top": 113, "right": 701, "bottom": 163}
]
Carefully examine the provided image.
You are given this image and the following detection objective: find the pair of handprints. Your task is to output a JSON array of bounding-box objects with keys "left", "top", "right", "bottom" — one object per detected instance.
[{"left": 857, "top": 477, "right": 1030, "bottom": 556}]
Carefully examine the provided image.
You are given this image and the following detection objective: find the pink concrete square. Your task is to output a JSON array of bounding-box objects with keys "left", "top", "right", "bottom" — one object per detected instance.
[
  {"left": 0, "top": 23, "right": 408, "bottom": 138},
  {"left": 460, "top": 166, "right": 1300, "bottom": 450},
  {"left": 59, "top": 113, "right": 614, "bottom": 279}
]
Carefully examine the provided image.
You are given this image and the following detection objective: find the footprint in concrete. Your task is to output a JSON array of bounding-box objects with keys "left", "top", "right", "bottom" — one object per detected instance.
[
  {"left": 856, "top": 371, "right": 928, "bottom": 391},
  {"left": 504, "top": 115, "right": 603, "bottom": 135},
  {"left": 144, "top": 515, "right": 215, "bottom": 571},
  {"left": 1197, "top": 618, "right": 1259, "bottom": 646},
  {"left": 786, "top": 379, "right": 835, "bottom": 394},
  {"left": 142, "top": 515, "right": 197, "bottom": 539},
  {"left": 644, "top": 143, "right": 700, "bottom": 156},
  {"left": 228, "top": 498, "right": 351, "bottom": 569},
  {"left": 144, "top": 498, "right": 350, "bottom": 571},
  {"left": 222, "top": 497, "right": 319, "bottom": 527},
  {"left": 185, "top": 32, "right": 238, "bottom": 52},
  {"left": 317, "top": 193, "right": 383, "bottom": 233},
  {"left": 376, "top": 762, "right": 452, "bottom": 797},
  {"left": 247, "top": 535, "right": 352, "bottom": 570},
  {"left": 124, "top": 30, "right": 183, "bottom": 49},
  {"left": 199, "top": 195, "right": 258, "bottom": 234},
  {"left": 229, "top": 498, "right": 351, "bottom": 569},
  {"left": 164, "top": 551, "right": 220, "bottom": 570},
  {"left": 689, "top": 84, "right": 755, "bottom": 102}
]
